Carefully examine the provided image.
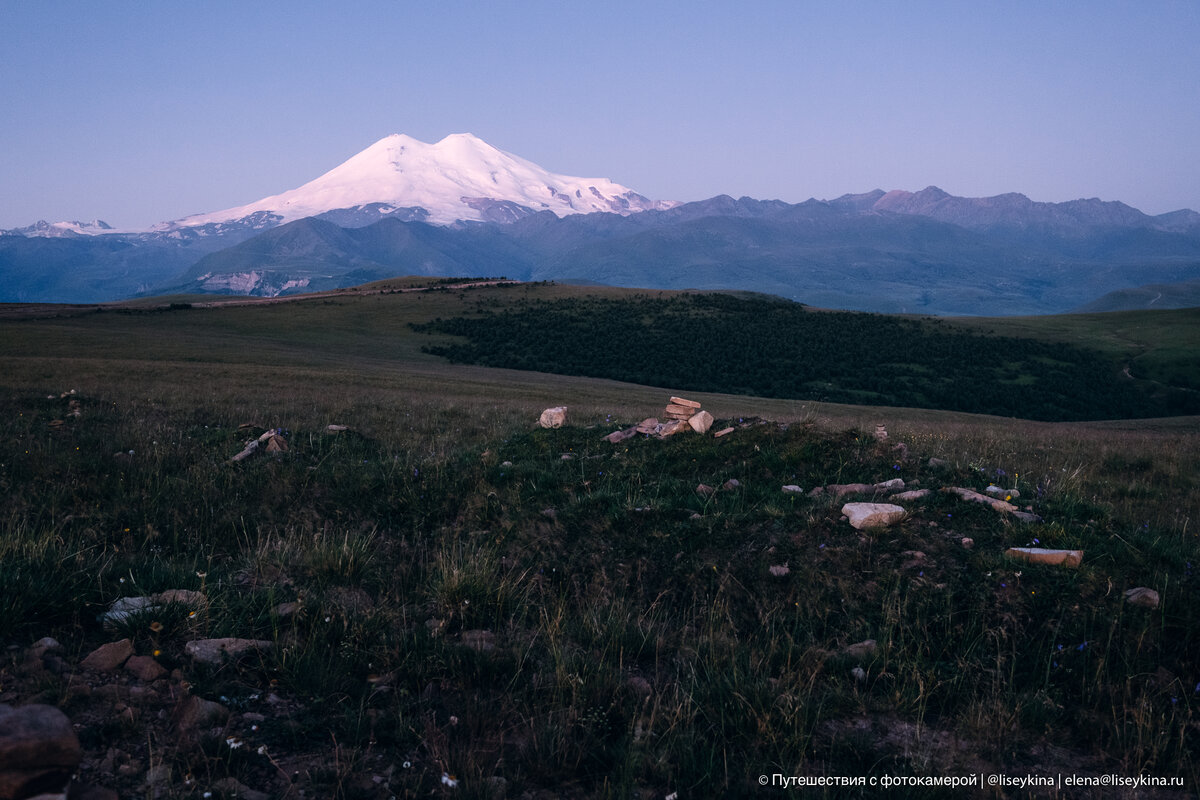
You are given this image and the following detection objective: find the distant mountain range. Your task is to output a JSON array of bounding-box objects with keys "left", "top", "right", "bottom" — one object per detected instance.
[{"left": 3, "top": 134, "right": 1199, "bottom": 315}]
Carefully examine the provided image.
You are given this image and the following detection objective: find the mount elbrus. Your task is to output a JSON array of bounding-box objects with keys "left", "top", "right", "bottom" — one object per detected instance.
[{"left": 3, "top": 134, "right": 1198, "bottom": 315}]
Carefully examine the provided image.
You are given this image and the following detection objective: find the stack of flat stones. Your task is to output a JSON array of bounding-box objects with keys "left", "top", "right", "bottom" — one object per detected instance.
[{"left": 603, "top": 396, "right": 716, "bottom": 442}]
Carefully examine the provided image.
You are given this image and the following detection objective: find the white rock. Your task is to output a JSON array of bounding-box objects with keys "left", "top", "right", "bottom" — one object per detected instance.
[
  {"left": 841, "top": 503, "right": 906, "bottom": 530},
  {"left": 538, "top": 406, "right": 567, "bottom": 428},
  {"left": 781, "top": 485, "right": 804, "bottom": 494},
  {"left": 688, "top": 410, "right": 714, "bottom": 434}
]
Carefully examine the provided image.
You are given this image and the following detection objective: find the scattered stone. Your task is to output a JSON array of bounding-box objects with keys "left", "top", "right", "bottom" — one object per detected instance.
[
  {"left": 960, "top": 537, "right": 974, "bottom": 549},
  {"left": 656, "top": 419, "right": 689, "bottom": 438},
  {"left": 927, "top": 457, "right": 950, "bottom": 468},
  {"left": 721, "top": 478, "right": 741, "bottom": 490},
  {"left": 696, "top": 483, "right": 715, "bottom": 496},
  {"left": 829, "top": 482, "right": 873, "bottom": 498},
  {"left": 560, "top": 453, "right": 574, "bottom": 460},
  {"left": 264, "top": 434, "right": 288, "bottom": 453},
  {"left": 670, "top": 396, "right": 702, "bottom": 409},
  {"left": 891, "top": 489, "right": 931, "bottom": 501},
  {"left": 851, "top": 666, "right": 868, "bottom": 683},
  {"left": 1011, "top": 510, "right": 1043, "bottom": 524},
  {"left": 81, "top": 640, "right": 134, "bottom": 672},
  {"left": 0, "top": 704, "right": 81, "bottom": 800},
  {"left": 1004, "top": 547, "right": 1083, "bottom": 568},
  {"left": 688, "top": 410, "right": 714, "bottom": 434},
  {"left": 842, "top": 639, "right": 878, "bottom": 662},
  {"left": 604, "top": 427, "right": 637, "bottom": 444},
  {"left": 635, "top": 417, "right": 660, "bottom": 434},
  {"left": 29, "top": 638, "right": 62, "bottom": 658},
  {"left": 985, "top": 484, "right": 1019, "bottom": 498},
  {"left": 781, "top": 484, "right": 804, "bottom": 494},
  {"left": 231, "top": 439, "right": 259, "bottom": 462},
  {"left": 184, "top": 638, "right": 273, "bottom": 666},
  {"left": 173, "top": 696, "right": 230, "bottom": 732},
  {"left": 124, "top": 655, "right": 167, "bottom": 682},
  {"left": 101, "top": 590, "right": 207, "bottom": 631},
  {"left": 943, "top": 487, "right": 1018, "bottom": 513},
  {"left": 842, "top": 503, "right": 906, "bottom": 530},
  {"left": 890, "top": 442, "right": 909, "bottom": 461},
  {"left": 873, "top": 424, "right": 888, "bottom": 441},
  {"left": 538, "top": 406, "right": 567, "bottom": 428},
  {"left": 769, "top": 564, "right": 790, "bottom": 578},
  {"left": 1124, "top": 587, "right": 1160, "bottom": 609},
  {"left": 326, "top": 424, "right": 349, "bottom": 432},
  {"left": 712, "top": 427, "right": 735, "bottom": 438},
  {"left": 874, "top": 478, "right": 905, "bottom": 492}
]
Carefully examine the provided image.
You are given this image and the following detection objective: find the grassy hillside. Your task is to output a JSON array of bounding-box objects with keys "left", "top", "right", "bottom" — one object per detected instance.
[{"left": 1, "top": 280, "right": 1198, "bottom": 798}]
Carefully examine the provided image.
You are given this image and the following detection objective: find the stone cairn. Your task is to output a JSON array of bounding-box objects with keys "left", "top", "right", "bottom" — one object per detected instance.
[{"left": 604, "top": 396, "right": 718, "bottom": 443}]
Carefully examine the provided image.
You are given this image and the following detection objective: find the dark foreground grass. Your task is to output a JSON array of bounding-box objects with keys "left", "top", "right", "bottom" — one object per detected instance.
[
  {"left": 2, "top": 382, "right": 1198, "bottom": 798},
  {"left": 1, "top": 285, "right": 1198, "bottom": 797}
]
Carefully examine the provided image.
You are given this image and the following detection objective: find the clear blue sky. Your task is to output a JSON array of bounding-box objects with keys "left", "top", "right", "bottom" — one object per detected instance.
[{"left": 2, "top": 1, "right": 1198, "bottom": 229}]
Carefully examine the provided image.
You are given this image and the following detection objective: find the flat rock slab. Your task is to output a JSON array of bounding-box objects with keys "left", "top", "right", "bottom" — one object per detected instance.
[
  {"left": 185, "top": 638, "right": 273, "bottom": 665},
  {"left": 604, "top": 427, "right": 637, "bottom": 443},
  {"left": 1005, "top": 547, "right": 1083, "bottom": 568},
  {"left": 891, "top": 489, "right": 932, "bottom": 501},
  {"left": 842, "top": 503, "right": 907, "bottom": 530},
  {"left": 81, "top": 639, "right": 134, "bottom": 672},
  {"left": 944, "top": 487, "right": 1018, "bottom": 513}
]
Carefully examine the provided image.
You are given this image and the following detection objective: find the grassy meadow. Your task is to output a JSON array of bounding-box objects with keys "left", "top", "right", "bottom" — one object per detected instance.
[{"left": 1, "top": 281, "right": 1198, "bottom": 798}]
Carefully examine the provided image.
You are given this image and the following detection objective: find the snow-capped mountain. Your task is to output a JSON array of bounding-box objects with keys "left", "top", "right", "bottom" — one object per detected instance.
[
  {"left": 157, "top": 133, "right": 675, "bottom": 232},
  {"left": 0, "top": 219, "right": 115, "bottom": 237}
]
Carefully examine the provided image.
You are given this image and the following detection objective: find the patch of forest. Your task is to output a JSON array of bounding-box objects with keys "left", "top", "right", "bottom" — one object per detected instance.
[{"left": 411, "top": 293, "right": 1191, "bottom": 421}]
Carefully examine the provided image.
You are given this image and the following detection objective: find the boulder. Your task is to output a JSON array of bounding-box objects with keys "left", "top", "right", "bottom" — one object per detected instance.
[
  {"left": 0, "top": 704, "right": 81, "bottom": 800},
  {"left": 184, "top": 638, "right": 273, "bottom": 666},
  {"left": 688, "top": 410, "right": 714, "bottom": 434},
  {"left": 1124, "top": 587, "right": 1160, "bottom": 609},
  {"left": 538, "top": 406, "right": 567, "bottom": 429},
  {"left": 1004, "top": 548, "right": 1083, "bottom": 568},
  {"left": 842, "top": 503, "right": 907, "bottom": 530}
]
